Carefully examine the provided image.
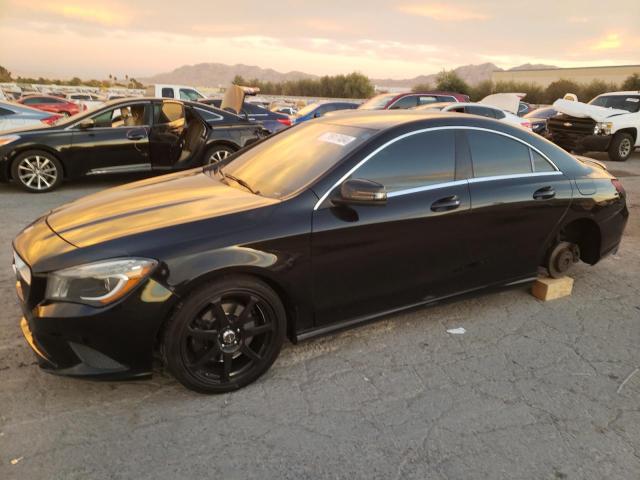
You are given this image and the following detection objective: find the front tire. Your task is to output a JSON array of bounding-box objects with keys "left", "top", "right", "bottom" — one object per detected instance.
[
  {"left": 608, "top": 133, "right": 633, "bottom": 162},
  {"left": 162, "top": 276, "right": 286, "bottom": 393},
  {"left": 11, "top": 150, "right": 63, "bottom": 193}
]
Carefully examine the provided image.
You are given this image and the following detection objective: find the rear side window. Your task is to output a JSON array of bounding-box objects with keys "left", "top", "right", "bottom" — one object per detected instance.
[
  {"left": 532, "top": 150, "right": 555, "bottom": 172},
  {"left": 243, "top": 103, "right": 266, "bottom": 114},
  {"left": 354, "top": 130, "right": 456, "bottom": 191},
  {"left": 161, "top": 88, "right": 174, "bottom": 98},
  {"left": 465, "top": 105, "right": 495, "bottom": 118},
  {"left": 179, "top": 88, "right": 203, "bottom": 101},
  {"left": 389, "top": 95, "right": 417, "bottom": 109},
  {"left": 0, "top": 107, "right": 13, "bottom": 116},
  {"left": 417, "top": 96, "right": 438, "bottom": 105},
  {"left": 22, "top": 97, "right": 42, "bottom": 104},
  {"left": 154, "top": 102, "right": 184, "bottom": 124},
  {"left": 467, "top": 130, "right": 532, "bottom": 177}
]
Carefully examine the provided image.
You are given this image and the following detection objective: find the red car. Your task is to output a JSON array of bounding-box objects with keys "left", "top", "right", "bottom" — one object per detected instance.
[
  {"left": 17, "top": 95, "right": 82, "bottom": 117},
  {"left": 359, "top": 91, "right": 470, "bottom": 110}
]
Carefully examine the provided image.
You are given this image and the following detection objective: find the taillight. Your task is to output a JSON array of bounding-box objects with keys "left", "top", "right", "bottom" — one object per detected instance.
[
  {"left": 41, "top": 114, "right": 62, "bottom": 125},
  {"left": 611, "top": 179, "right": 625, "bottom": 196},
  {"left": 521, "top": 121, "right": 532, "bottom": 129},
  {"left": 277, "top": 118, "right": 292, "bottom": 126}
]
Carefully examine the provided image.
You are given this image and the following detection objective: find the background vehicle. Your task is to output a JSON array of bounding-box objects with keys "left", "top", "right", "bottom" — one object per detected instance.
[
  {"left": 517, "top": 101, "right": 532, "bottom": 116},
  {"left": 202, "top": 98, "right": 292, "bottom": 132},
  {"left": 145, "top": 84, "right": 207, "bottom": 101},
  {"left": 358, "top": 91, "right": 470, "bottom": 110},
  {"left": 66, "top": 93, "right": 105, "bottom": 111},
  {"left": 416, "top": 102, "right": 532, "bottom": 129},
  {"left": 292, "top": 101, "right": 358, "bottom": 123},
  {"left": 0, "top": 101, "right": 61, "bottom": 131},
  {"left": 548, "top": 91, "right": 640, "bottom": 161},
  {"left": 17, "top": 95, "right": 81, "bottom": 117},
  {"left": 13, "top": 111, "right": 627, "bottom": 393},
  {"left": 0, "top": 98, "right": 268, "bottom": 192},
  {"left": 272, "top": 105, "right": 297, "bottom": 115},
  {"left": 524, "top": 107, "right": 557, "bottom": 136}
]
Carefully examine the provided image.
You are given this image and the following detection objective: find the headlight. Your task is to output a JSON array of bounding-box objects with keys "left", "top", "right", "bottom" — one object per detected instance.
[
  {"left": 45, "top": 258, "right": 157, "bottom": 306},
  {"left": 594, "top": 122, "right": 613, "bottom": 135},
  {"left": 0, "top": 135, "right": 20, "bottom": 147},
  {"left": 13, "top": 251, "right": 31, "bottom": 285}
]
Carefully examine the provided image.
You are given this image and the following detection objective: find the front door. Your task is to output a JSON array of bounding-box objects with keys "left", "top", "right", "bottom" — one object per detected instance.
[
  {"left": 70, "top": 102, "right": 151, "bottom": 177},
  {"left": 463, "top": 129, "right": 572, "bottom": 284},
  {"left": 149, "top": 100, "right": 186, "bottom": 169},
  {"left": 311, "top": 129, "right": 474, "bottom": 327}
]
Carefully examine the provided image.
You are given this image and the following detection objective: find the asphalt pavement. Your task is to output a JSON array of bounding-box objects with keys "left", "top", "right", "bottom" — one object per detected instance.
[{"left": 1, "top": 154, "right": 639, "bottom": 480}]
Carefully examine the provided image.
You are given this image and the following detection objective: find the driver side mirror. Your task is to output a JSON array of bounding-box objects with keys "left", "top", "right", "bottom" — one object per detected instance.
[
  {"left": 77, "top": 118, "right": 94, "bottom": 129},
  {"left": 332, "top": 178, "right": 387, "bottom": 206}
]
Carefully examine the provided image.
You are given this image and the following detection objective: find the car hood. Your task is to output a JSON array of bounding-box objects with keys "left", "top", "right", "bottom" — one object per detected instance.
[
  {"left": 47, "top": 169, "right": 279, "bottom": 248},
  {"left": 552, "top": 99, "right": 628, "bottom": 122},
  {"left": 480, "top": 93, "right": 523, "bottom": 114}
]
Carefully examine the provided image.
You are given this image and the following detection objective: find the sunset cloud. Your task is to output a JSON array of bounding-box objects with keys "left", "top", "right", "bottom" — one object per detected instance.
[
  {"left": 397, "top": 3, "right": 489, "bottom": 21},
  {"left": 591, "top": 33, "right": 622, "bottom": 51}
]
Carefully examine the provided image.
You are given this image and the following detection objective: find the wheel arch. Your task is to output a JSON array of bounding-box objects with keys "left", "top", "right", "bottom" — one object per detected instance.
[
  {"left": 204, "top": 139, "right": 240, "bottom": 153},
  {"left": 559, "top": 217, "right": 602, "bottom": 265},
  {"left": 615, "top": 127, "right": 637, "bottom": 144},
  {"left": 157, "top": 266, "right": 300, "bottom": 346}
]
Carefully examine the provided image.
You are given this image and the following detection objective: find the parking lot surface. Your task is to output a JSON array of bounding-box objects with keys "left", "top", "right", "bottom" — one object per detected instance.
[{"left": 1, "top": 154, "right": 639, "bottom": 480}]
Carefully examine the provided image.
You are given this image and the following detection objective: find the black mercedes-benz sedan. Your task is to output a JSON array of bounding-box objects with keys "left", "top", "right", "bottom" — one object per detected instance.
[
  {"left": 0, "top": 97, "right": 268, "bottom": 192},
  {"left": 13, "top": 111, "right": 628, "bottom": 393}
]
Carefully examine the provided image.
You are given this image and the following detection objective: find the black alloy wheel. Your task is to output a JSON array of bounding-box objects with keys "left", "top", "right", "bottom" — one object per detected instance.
[{"left": 162, "top": 276, "right": 286, "bottom": 393}]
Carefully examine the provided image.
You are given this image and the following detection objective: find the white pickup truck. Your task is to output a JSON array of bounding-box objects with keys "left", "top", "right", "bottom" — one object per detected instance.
[{"left": 547, "top": 91, "right": 640, "bottom": 161}]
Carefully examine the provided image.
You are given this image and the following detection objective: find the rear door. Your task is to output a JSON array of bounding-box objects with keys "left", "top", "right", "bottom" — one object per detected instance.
[
  {"left": 311, "top": 129, "right": 474, "bottom": 326},
  {"left": 464, "top": 129, "right": 572, "bottom": 283},
  {"left": 69, "top": 101, "right": 151, "bottom": 176},
  {"left": 149, "top": 100, "right": 186, "bottom": 169}
]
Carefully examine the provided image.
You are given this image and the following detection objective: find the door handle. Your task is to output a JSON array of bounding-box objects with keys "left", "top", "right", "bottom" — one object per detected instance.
[
  {"left": 431, "top": 195, "right": 461, "bottom": 212},
  {"left": 127, "top": 130, "right": 147, "bottom": 141},
  {"left": 533, "top": 186, "right": 555, "bottom": 200}
]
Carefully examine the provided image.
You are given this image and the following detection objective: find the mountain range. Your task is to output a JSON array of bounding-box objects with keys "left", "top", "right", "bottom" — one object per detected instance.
[{"left": 140, "top": 62, "right": 558, "bottom": 89}]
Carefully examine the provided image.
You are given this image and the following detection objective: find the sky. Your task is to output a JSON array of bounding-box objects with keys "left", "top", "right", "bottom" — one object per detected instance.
[{"left": 0, "top": 0, "right": 639, "bottom": 80}]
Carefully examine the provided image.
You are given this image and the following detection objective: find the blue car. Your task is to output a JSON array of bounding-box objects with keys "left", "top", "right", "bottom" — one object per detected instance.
[
  {"left": 203, "top": 99, "right": 291, "bottom": 133},
  {"left": 292, "top": 101, "right": 358, "bottom": 124}
]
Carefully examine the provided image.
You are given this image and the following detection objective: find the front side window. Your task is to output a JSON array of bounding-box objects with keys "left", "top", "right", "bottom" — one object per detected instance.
[
  {"left": 179, "top": 88, "right": 204, "bottom": 101},
  {"left": 417, "top": 96, "right": 438, "bottom": 105},
  {"left": 91, "top": 103, "right": 149, "bottom": 128},
  {"left": 465, "top": 105, "right": 495, "bottom": 118},
  {"left": 358, "top": 93, "right": 397, "bottom": 110},
  {"left": 467, "top": 130, "right": 532, "bottom": 177},
  {"left": 0, "top": 107, "right": 13, "bottom": 116},
  {"left": 161, "top": 88, "right": 174, "bottom": 98},
  {"left": 22, "top": 97, "right": 43, "bottom": 105},
  {"left": 354, "top": 130, "right": 456, "bottom": 191},
  {"left": 389, "top": 95, "right": 418, "bottom": 110}
]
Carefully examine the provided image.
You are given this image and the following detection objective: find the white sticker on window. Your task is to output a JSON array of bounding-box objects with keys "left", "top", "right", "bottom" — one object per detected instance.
[
  {"left": 318, "top": 132, "right": 356, "bottom": 146},
  {"left": 626, "top": 98, "right": 639, "bottom": 103}
]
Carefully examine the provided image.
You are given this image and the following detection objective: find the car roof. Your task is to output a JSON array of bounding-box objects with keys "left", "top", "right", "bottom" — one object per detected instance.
[{"left": 314, "top": 109, "right": 476, "bottom": 130}]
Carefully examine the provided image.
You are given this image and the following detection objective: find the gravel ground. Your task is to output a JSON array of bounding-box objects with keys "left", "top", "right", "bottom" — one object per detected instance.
[{"left": 0, "top": 153, "right": 638, "bottom": 480}]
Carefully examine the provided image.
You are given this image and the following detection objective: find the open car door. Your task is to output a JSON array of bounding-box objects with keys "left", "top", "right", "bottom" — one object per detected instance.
[{"left": 149, "top": 100, "right": 186, "bottom": 169}]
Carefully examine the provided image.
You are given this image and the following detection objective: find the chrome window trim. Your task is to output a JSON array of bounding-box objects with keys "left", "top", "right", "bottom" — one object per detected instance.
[
  {"left": 386, "top": 179, "right": 468, "bottom": 198},
  {"left": 467, "top": 171, "right": 563, "bottom": 184},
  {"left": 312, "top": 125, "right": 561, "bottom": 211}
]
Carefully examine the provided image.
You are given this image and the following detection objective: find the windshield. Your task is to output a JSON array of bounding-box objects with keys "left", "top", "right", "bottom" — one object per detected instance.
[
  {"left": 358, "top": 93, "right": 397, "bottom": 110},
  {"left": 524, "top": 107, "right": 557, "bottom": 119},
  {"left": 214, "top": 122, "right": 376, "bottom": 199},
  {"left": 295, "top": 102, "right": 320, "bottom": 117},
  {"left": 589, "top": 95, "right": 640, "bottom": 113}
]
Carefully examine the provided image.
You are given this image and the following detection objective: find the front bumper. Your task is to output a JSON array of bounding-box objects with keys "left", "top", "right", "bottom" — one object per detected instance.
[
  {"left": 17, "top": 275, "right": 177, "bottom": 380},
  {"left": 550, "top": 132, "right": 612, "bottom": 152}
]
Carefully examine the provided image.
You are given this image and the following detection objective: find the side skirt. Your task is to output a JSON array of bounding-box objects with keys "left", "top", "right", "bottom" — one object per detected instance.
[{"left": 295, "top": 275, "right": 538, "bottom": 342}]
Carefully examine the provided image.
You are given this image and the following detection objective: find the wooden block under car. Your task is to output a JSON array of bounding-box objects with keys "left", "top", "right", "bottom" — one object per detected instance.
[{"left": 531, "top": 276, "right": 574, "bottom": 301}]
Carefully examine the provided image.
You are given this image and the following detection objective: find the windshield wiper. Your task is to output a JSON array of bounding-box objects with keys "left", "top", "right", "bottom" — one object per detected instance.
[{"left": 218, "top": 168, "right": 259, "bottom": 195}]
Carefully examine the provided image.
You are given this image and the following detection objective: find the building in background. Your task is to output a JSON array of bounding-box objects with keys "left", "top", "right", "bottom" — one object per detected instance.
[{"left": 492, "top": 65, "right": 640, "bottom": 87}]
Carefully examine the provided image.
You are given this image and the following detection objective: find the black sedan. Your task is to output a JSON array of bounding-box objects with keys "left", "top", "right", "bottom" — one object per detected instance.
[
  {"left": 0, "top": 98, "right": 268, "bottom": 192},
  {"left": 13, "top": 111, "right": 628, "bottom": 393},
  {"left": 524, "top": 107, "right": 558, "bottom": 136}
]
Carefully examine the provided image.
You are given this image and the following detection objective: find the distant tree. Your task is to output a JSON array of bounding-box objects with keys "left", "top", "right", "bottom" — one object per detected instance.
[
  {"left": 411, "top": 82, "right": 432, "bottom": 93},
  {"left": 435, "top": 70, "right": 470, "bottom": 95},
  {"left": 68, "top": 77, "right": 82, "bottom": 86},
  {"left": 622, "top": 73, "right": 640, "bottom": 91},
  {"left": 129, "top": 78, "right": 144, "bottom": 89},
  {"left": 544, "top": 79, "right": 582, "bottom": 103},
  {"left": 232, "top": 75, "right": 246, "bottom": 86},
  {"left": 0, "top": 65, "right": 12, "bottom": 82},
  {"left": 469, "top": 80, "right": 493, "bottom": 101},
  {"left": 581, "top": 79, "right": 615, "bottom": 101}
]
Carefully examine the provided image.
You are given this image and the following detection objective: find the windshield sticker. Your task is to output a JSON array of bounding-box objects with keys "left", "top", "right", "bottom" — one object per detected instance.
[
  {"left": 318, "top": 132, "right": 356, "bottom": 146},
  {"left": 626, "top": 98, "right": 639, "bottom": 102}
]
